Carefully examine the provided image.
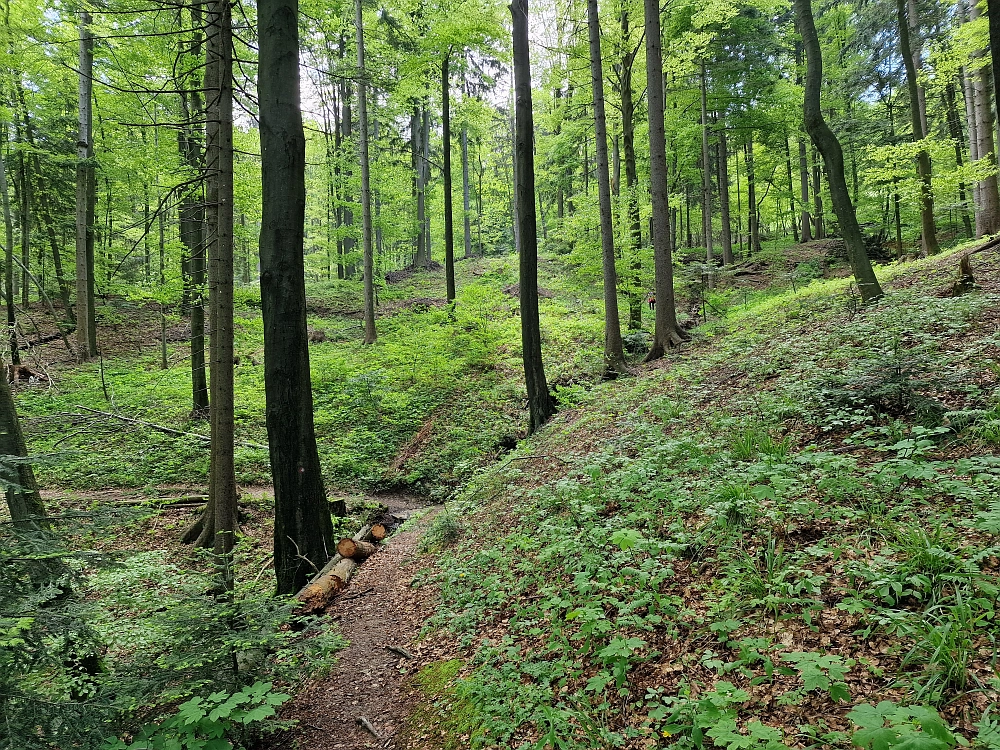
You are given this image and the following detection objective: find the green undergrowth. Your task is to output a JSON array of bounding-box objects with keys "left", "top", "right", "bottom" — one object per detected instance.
[
  {"left": 16, "top": 255, "right": 605, "bottom": 495},
  {"left": 419, "top": 247, "right": 1000, "bottom": 749}
]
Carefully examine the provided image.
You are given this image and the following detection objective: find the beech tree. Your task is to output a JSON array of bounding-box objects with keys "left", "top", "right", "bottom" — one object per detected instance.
[{"left": 259, "top": 0, "right": 336, "bottom": 594}]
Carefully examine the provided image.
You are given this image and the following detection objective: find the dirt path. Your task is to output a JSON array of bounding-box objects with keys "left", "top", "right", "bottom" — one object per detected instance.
[{"left": 268, "top": 497, "right": 441, "bottom": 750}]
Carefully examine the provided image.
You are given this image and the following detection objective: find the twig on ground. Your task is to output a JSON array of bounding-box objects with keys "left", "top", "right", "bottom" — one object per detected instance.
[
  {"left": 356, "top": 717, "right": 382, "bottom": 740},
  {"left": 386, "top": 645, "right": 413, "bottom": 660}
]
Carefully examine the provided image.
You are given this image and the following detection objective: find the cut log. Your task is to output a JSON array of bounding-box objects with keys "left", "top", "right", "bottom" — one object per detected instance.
[
  {"left": 371, "top": 523, "right": 388, "bottom": 541},
  {"left": 337, "top": 538, "right": 376, "bottom": 560},
  {"left": 294, "top": 524, "right": 374, "bottom": 612}
]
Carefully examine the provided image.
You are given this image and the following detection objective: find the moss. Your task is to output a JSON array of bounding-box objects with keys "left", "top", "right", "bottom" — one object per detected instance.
[{"left": 399, "top": 659, "right": 486, "bottom": 750}]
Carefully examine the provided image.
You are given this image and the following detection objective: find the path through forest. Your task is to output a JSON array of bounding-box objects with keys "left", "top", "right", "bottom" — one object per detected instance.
[{"left": 266, "top": 495, "right": 442, "bottom": 750}]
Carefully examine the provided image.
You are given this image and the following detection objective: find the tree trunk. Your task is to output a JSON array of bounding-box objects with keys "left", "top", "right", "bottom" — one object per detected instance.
[
  {"left": 18, "top": 155, "right": 29, "bottom": 308},
  {"left": 76, "top": 13, "right": 97, "bottom": 359},
  {"left": 356, "top": 0, "right": 376, "bottom": 344},
  {"left": 644, "top": 0, "right": 687, "bottom": 359},
  {"left": 442, "top": 53, "right": 456, "bottom": 301},
  {"left": 259, "top": 0, "right": 336, "bottom": 595},
  {"left": 746, "top": 139, "right": 761, "bottom": 255},
  {"left": 897, "top": 0, "right": 940, "bottom": 255},
  {"left": 619, "top": 12, "right": 642, "bottom": 330},
  {"left": 989, "top": 0, "right": 1000, "bottom": 123},
  {"left": 586, "top": 0, "right": 626, "bottom": 373},
  {"left": 511, "top": 0, "right": 555, "bottom": 435},
  {"left": 798, "top": 138, "right": 813, "bottom": 242},
  {"left": 195, "top": 0, "right": 237, "bottom": 565},
  {"left": 944, "top": 84, "right": 974, "bottom": 237},
  {"left": 422, "top": 104, "right": 432, "bottom": 264},
  {"left": 0, "top": 372, "right": 44, "bottom": 528},
  {"left": 811, "top": 145, "right": 825, "bottom": 238},
  {"left": 970, "top": 0, "right": 1000, "bottom": 236},
  {"left": 462, "top": 121, "right": 473, "bottom": 259},
  {"left": 784, "top": 136, "right": 798, "bottom": 243},
  {"left": 0, "top": 154, "right": 18, "bottom": 364},
  {"left": 793, "top": 0, "right": 883, "bottom": 302},
  {"left": 718, "top": 126, "right": 734, "bottom": 265},
  {"left": 700, "top": 62, "right": 713, "bottom": 271}
]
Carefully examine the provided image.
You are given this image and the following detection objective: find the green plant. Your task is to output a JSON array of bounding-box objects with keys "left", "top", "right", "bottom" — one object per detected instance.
[
  {"left": 780, "top": 652, "right": 853, "bottom": 702},
  {"left": 847, "top": 701, "right": 965, "bottom": 750},
  {"left": 104, "top": 682, "right": 290, "bottom": 750},
  {"left": 420, "top": 512, "right": 462, "bottom": 552}
]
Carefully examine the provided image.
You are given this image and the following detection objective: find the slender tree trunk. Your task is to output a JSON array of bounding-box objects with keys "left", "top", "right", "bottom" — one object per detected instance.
[
  {"left": 718, "top": 126, "right": 734, "bottom": 264},
  {"left": 619, "top": 11, "right": 642, "bottom": 330},
  {"left": 462, "top": 119, "right": 473, "bottom": 258},
  {"left": 442, "top": 53, "right": 456, "bottom": 301},
  {"left": 989, "top": 0, "right": 1000, "bottom": 118},
  {"left": 18, "top": 155, "right": 29, "bottom": 307},
  {"left": 746, "top": 139, "right": 761, "bottom": 255},
  {"left": 944, "top": 84, "right": 974, "bottom": 237},
  {"left": 193, "top": 0, "right": 237, "bottom": 565},
  {"left": 422, "top": 104, "right": 431, "bottom": 264},
  {"left": 644, "top": 0, "right": 686, "bottom": 359},
  {"left": 511, "top": 0, "right": 555, "bottom": 434},
  {"left": 259, "top": 0, "right": 336, "bottom": 595},
  {"left": 76, "top": 12, "right": 97, "bottom": 359},
  {"left": 0, "top": 154, "right": 18, "bottom": 363},
  {"left": 784, "top": 135, "right": 798, "bottom": 242},
  {"left": 811, "top": 145, "right": 825, "bottom": 238},
  {"left": 897, "top": 0, "right": 940, "bottom": 255},
  {"left": 356, "top": 0, "right": 376, "bottom": 344},
  {"left": 793, "top": 0, "right": 883, "bottom": 302},
  {"left": 797, "top": 138, "right": 813, "bottom": 242},
  {"left": 700, "top": 62, "right": 713, "bottom": 272},
  {"left": 587, "top": 0, "right": 626, "bottom": 373}
]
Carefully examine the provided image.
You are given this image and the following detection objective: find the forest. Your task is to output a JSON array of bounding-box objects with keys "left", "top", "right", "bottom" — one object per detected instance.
[{"left": 3, "top": 0, "right": 1000, "bottom": 746}]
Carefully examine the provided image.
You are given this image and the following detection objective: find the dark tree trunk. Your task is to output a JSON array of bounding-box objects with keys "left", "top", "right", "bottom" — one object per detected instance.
[
  {"left": 718, "top": 126, "right": 734, "bottom": 265},
  {"left": 746, "top": 139, "right": 761, "bottom": 255},
  {"left": 0, "top": 154, "right": 18, "bottom": 364},
  {"left": 587, "top": 0, "right": 626, "bottom": 373},
  {"left": 259, "top": 0, "right": 336, "bottom": 595},
  {"left": 462, "top": 119, "right": 473, "bottom": 258},
  {"left": 784, "top": 135, "right": 798, "bottom": 243},
  {"left": 897, "top": 0, "right": 940, "bottom": 255},
  {"left": 0, "top": 373, "right": 44, "bottom": 528},
  {"left": 75, "top": 12, "right": 97, "bottom": 360},
  {"left": 511, "top": 0, "right": 555, "bottom": 435},
  {"left": 811, "top": 145, "right": 825, "bottom": 238},
  {"left": 700, "top": 62, "right": 713, "bottom": 269},
  {"left": 644, "top": 0, "right": 687, "bottom": 359},
  {"left": 442, "top": 53, "right": 456, "bottom": 301},
  {"left": 356, "top": 0, "right": 376, "bottom": 344},
  {"left": 619, "top": 9, "right": 642, "bottom": 330},
  {"left": 794, "top": 0, "right": 883, "bottom": 302}
]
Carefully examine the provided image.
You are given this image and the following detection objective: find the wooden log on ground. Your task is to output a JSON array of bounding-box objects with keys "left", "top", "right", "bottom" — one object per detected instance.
[
  {"left": 371, "top": 523, "right": 388, "bottom": 541},
  {"left": 336, "top": 537, "right": 376, "bottom": 560},
  {"left": 294, "top": 524, "right": 374, "bottom": 612}
]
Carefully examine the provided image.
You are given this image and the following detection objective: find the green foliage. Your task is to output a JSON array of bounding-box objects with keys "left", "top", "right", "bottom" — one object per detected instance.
[
  {"left": 104, "top": 682, "right": 290, "bottom": 750},
  {"left": 848, "top": 702, "right": 966, "bottom": 750},
  {"left": 780, "top": 652, "right": 853, "bottom": 702}
]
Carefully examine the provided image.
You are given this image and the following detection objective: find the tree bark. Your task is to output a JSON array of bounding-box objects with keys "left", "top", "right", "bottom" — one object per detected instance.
[
  {"left": 969, "top": 0, "right": 1000, "bottom": 236},
  {"left": 700, "top": 62, "right": 713, "bottom": 272},
  {"left": 811, "top": 145, "right": 825, "bottom": 238},
  {"left": 0, "top": 371, "right": 44, "bottom": 528},
  {"left": 798, "top": 138, "right": 812, "bottom": 242},
  {"left": 784, "top": 135, "right": 798, "bottom": 243},
  {"left": 462, "top": 120, "right": 473, "bottom": 259},
  {"left": 619, "top": 12, "right": 642, "bottom": 330},
  {"left": 512, "top": 0, "right": 555, "bottom": 435},
  {"left": 944, "top": 84, "right": 974, "bottom": 238},
  {"left": 897, "top": 0, "right": 940, "bottom": 255},
  {"left": 259, "top": 0, "right": 336, "bottom": 595},
  {"left": 718, "top": 126, "right": 734, "bottom": 265},
  {"left": 793, "top": 0, "right": 883, "bottom": 302},
  {"left": 746, "top": 139, "right": 761, "bottom": 255},
  {"left": 355, "top": 0, "right": 377, "bottom": 345},
  {"left": 442, "top": 53, "right": 456, "bottom": 301},
  {"left": 0, "top": 153, "right": 18, "bottom": 364},
  {"left": 586, "top": 0, "right": 626, "bottom": 373},
  {"left": 644, "top": 0, "right": 687, "bottom": 359},
  {"left": 75, "top": 12, "right": 97, "bottom": 360}
]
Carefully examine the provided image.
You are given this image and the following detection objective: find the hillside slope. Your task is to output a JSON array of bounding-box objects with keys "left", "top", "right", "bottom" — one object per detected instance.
[{"left": 404, "top": 246, "right": 1000, "bottom": 750}]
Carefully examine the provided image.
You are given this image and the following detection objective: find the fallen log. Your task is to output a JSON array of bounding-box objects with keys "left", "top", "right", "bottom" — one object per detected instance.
[
  {"left": 336, "top": 538, "right": 376, "bottom": 560},
  {"left": 371, "top": 523, "right": 388, "bottom": 541},
  {"left": 295, "top": 524, "right": 374, "bottom": 612}
]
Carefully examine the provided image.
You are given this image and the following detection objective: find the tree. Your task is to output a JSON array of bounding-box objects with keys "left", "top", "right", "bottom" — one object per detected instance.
[
  {"left": 75, "top": 11, "right": 97, "bottom": 360},
  {"left": 442, "top": 51, "right": 456, "bottom": 301},
  {"left": 511, "top": 0, "right": 555, "bottom": 435},
  {"left": 586, "top": 0, "right": 626, "bottom": 375},
  {"left": 644, "top": 0, "right": 687, "bottom": 358},
  {"left": 793, "top": 0, "right": 883, "bottom": 303},
  {"left": 356, "top": 0, "right": 377, "bottom": 344},
  {"left": 259, "top": 0, "right": 336, "bottom": 594}
]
